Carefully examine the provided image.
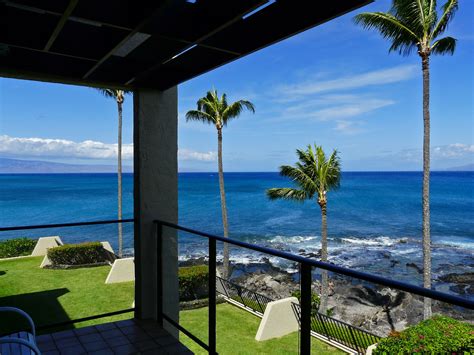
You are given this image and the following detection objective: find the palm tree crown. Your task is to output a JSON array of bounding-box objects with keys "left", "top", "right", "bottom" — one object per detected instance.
[
  {"left": 267, "top": 144, "right": 341, "bottom": 207},
  {"left": 354, "top": 0, "right": 458, "bottom": 57},
  {"left": 185, "top": 89, "right": 255, "bottom": 129},
  {"left": 96, "top": 89, "right": 130, "bottom": 104}
]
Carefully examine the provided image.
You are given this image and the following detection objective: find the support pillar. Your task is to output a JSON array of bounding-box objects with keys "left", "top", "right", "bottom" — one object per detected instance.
[{"left": 133, "top": 87, "right": 179, "bottom": 336}]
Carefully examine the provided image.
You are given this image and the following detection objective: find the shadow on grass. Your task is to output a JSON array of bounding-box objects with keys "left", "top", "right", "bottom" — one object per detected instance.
[{"left": 0, "top": 288, "right": 70, "bottom": 335}]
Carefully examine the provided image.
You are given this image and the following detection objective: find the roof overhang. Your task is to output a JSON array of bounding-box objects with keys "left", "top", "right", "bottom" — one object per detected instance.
[{"left": 1, "top": 0, "right": 372, "bottom": 90}]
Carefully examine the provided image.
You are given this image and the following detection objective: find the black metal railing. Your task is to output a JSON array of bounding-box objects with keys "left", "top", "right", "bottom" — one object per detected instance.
[
  {"left": 291, "top": 303, "right": 380, "bottom": 354},
  {"left": 216, "top": 276, "right": 273, "bottom": 315},
  {"left": 0, "top": 219, "right": 135, "bottom": 332},
  {"left": 217, "top": 275, "right": 379, "bottom": 354},
  {"left": 155, "top": 219, "right": 474, "bottom": 355}
]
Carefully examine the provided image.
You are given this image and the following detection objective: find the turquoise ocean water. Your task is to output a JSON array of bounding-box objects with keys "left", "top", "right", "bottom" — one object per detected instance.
[{"left": 0, "top": 172, "right": 473, "bottom": 296}]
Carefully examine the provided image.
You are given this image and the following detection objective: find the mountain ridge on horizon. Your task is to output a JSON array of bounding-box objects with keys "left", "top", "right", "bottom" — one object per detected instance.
[
  {"left": 0, "top": 157, "right": 133, "bottom": 174},
  {"left": 1, "top": 157, "right": 473, "bottom": 173}
]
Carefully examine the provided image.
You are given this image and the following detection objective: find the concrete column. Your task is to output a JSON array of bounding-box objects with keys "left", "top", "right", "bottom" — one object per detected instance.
[{"left": 133, "top": 87, "right": 178, "bottom": 335}]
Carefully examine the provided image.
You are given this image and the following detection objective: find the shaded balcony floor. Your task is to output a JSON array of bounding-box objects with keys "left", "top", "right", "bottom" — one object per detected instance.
[{"left": 36, "top": 318, "right": 192, "bottom": 355}]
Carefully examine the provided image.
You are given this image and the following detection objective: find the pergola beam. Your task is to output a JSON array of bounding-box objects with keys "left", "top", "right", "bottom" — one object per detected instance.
[
  {"left": 127, "top": 0, "right": 267, "bottom": 85},
  {"left": 44, "top": 0, "right": 79, "bottom": 51}
]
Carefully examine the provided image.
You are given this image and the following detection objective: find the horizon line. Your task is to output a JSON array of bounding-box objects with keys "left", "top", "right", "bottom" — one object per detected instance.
[{"left": 1, "top": 170, "right": 472, "bottom": 175}]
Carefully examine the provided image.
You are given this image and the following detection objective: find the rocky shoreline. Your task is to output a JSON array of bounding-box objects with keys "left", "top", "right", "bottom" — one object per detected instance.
[
  {"left": 231, "top": 262, "right": 473, "bottom": 337},
  {"left": 181, "top": 257, "right": 474, "bottom": 337}
]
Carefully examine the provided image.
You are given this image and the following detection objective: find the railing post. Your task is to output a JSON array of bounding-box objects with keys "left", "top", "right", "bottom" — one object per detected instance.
[
  {"left": 156, "top": 222, "right": 163, "bottom": 327},
  {"left": 300, "top": 263, "right": 312, "bottom": 354},
  {"left": 348, "top": 326, "right": 359, "bottom": 353},
  {"left": 208, "top": 239, "right": 217, "bottom": 354},
  {"left": 317, "top": 313, "right": 331, "bottom": 341}
]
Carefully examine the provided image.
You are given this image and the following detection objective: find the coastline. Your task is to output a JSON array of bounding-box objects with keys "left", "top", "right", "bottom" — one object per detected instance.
[{"left": 199, "top": 260, "right": 474, "bottom": 337}]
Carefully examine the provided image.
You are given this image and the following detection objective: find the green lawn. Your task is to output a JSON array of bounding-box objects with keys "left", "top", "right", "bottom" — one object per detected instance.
[
  {"left": 1, "top": 256, "right": 344, "bottom": 354},
  {"left": 0, "top": 256, "right": 134, "bottom": 334},
  {"left": 180, "top": 303, "right": 343, "bottom": 355}
]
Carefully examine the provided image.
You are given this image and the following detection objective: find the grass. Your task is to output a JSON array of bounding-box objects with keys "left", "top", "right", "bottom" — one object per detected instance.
[
  {"left": 180, "top": 303, "right": 343, "bottom": 354},
  {"left": 232, "top": 295, "right": 379, "bottom": 351},
  {"left": 0, "top": 256, "right": 352, "bottom": 354},
  {"left": 0, "top": 256, "right": 134, "bottom": 334}
]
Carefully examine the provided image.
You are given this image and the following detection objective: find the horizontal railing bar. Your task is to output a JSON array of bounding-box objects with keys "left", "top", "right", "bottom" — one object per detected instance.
[
  {"left": 162, "top": 313, "right": 210, "bottom": 351},
  {"left": 37, "top": 308, "right": 135, "bottom": 331},
  {"left": 155, "top": 219, "right": 474, "bottom": 310},
  {"left": 317, "top": 311, "right": 380, "bottom": 336},
  {"left": 0, "top": 219, "right": 135, "bottom": 232}
]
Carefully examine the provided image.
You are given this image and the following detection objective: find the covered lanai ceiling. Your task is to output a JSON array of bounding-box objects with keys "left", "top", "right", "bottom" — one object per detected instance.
[{"left": 1, "top": 0, "right": 372, "bottom": 90}]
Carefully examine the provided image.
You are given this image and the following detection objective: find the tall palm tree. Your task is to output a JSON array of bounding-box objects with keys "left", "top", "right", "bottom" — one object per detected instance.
[
  {"left": 267, "top": 144, "right": 341, "bottom": 313},
  {"left": 97, "top": 89, "right": 131, "bottom": 258},
  {"left": 354, "top": 0, "right": 458, "bottom": 319},
  {"left": 186, "top": 90, "right": 255, "bottom": 279}
]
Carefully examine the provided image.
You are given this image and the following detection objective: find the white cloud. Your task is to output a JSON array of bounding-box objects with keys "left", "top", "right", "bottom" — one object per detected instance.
[
  {"left": 0, "top": 135, "right": 216, "bottom": 162},
  {"left": 273, "top": 95, "right": 395, "bottom": 125},
  {"left": 310, "top": 99, "right": 394, "bottom": 121},
  {"left": 265, "top": 65, "right": 414, "bottom": 132},
  {"left": 277, "top": 65, "right": 418, "bottom": 98},
  {"left": 0, "top": 135, "right": 133, "bottom": 159},
  {"left": 334, "top": 120, "right": 363, "bottom": 135},
  {"left": 179, "top": 149, "right": 216, "bottom": 162},
  {"left": 432, "top": 144, "right": 474, "bottom": 159},
  {"left": 392, "top": 143, "right": 474, "bottom": 162}
]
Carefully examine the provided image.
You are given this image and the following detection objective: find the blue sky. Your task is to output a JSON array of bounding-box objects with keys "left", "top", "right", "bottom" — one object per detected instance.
[{"left": 1, "top": 0, "right": 473, "bottom": 171}]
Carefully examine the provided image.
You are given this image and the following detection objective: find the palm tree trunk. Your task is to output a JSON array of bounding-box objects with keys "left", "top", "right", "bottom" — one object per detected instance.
[
  {"left": 217, "top": 128, "right": 230, "bottom": 278},
  {"left": 421, "top": 54, "right": 432, "bottom": 319},
  {"left": 117, "top": 100, "right": 123, "bottom": 258},
  {"left": 320, "top": 202, "right": 329, "bottom": 314}
]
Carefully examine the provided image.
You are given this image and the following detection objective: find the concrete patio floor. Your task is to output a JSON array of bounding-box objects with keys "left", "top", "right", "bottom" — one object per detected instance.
[{"left": 36, "top": 318, "right": 192, "bottom": 355}]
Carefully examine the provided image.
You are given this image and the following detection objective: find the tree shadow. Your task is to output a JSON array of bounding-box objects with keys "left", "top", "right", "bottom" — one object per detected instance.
[{"left": 0, "top": 288, "right": 71, "bottom": 335}]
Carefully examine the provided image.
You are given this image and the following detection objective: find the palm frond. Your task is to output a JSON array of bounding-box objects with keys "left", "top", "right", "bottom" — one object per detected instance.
[
  {"left": 426, "top": 0, "right": 439, "bottom": 32},
  {"left": 280, "top": 164, "right": 316, "bottom": 195},
  {"left": 295, "top": 147, "right": 315, "bottom": 169},
  {"left": 96, "top": 88, "right": 132, "bottom": 101},
  {"left": 431, "top": 0, "right": 458, "bottom": 39},
  {"left": 222, "top": 100, "right": 255, "bottom": 125},
  {"left": 96, "top": 88, "right": 117, "bottom": 99},
  {"left": 431, "top": 36, "right": 456, "bottom": 54},
  {"left": 354, "top": 12, "right": 420, "bottom": 55},
  {"left": 186, "top": 89, "right": 254, "bottom": 129},
  {"left": 324, "top": 150, "right": 342, "bottom": 190},
  {"left": 267, "top": 144, "right": 342, "bottom": 205},
  {"left": 185, "top": 110, "right": 215, "bottom": 124},
  {"left": 390, "top": 0, "right": 428, "bottom": 37},
  {"left": 266, "top": 188, "right": 308, "bottom": 202}
]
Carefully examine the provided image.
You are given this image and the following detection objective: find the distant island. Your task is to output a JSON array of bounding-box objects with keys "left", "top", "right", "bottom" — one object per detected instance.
[
  {"left": 0, "top": 158, "right": 133, "bottom": 174},
  {"left": 1, "top": 157, "right": 473, "bottom": 173},
  {"left": 445, "top": 163, "right": 474, "bottom": 171}
]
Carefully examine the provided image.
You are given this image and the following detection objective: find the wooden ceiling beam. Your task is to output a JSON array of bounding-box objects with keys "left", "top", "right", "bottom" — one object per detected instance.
[{"left": 44, "top": 0, "right": 79, "bottom": 51}]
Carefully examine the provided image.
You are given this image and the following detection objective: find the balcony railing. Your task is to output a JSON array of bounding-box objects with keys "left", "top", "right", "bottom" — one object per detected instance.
[
  {"left": 291, "top": 303, "right": 381, "bottom": 354},
  {"left": 155, "top": 219, "right": 474, "bottom": 355},
  {"left": 216, "top": 276, "right": 273, "bottom": 316}
]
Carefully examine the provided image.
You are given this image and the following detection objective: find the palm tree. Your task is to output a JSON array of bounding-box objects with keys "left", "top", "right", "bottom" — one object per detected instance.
[
  {"left": 97, "top": 89, "right": 131, "bottom": 258},
  {"left": 186, "top": 90, "right": 255, "bottom": 279},
  {"left": 267, "top": 144, "right": 341, "bottom": 313},
  {"left": 354, "top": 0, "right": 458, "bottom": 319}
]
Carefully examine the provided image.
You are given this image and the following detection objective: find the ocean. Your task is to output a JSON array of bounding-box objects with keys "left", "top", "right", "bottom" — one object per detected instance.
[{"left": 1, "top": 172, "right": 473, "bottom": 296}]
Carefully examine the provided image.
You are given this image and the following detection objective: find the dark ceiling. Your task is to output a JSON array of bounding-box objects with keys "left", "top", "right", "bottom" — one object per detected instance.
[{"left": 1, "top": 0, "right": 372, "bottom": 90}]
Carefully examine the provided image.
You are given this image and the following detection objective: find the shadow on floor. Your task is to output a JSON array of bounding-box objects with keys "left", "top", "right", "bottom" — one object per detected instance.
[{"left": 0, "top": 288, "right": 70, "bottom": 335}]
